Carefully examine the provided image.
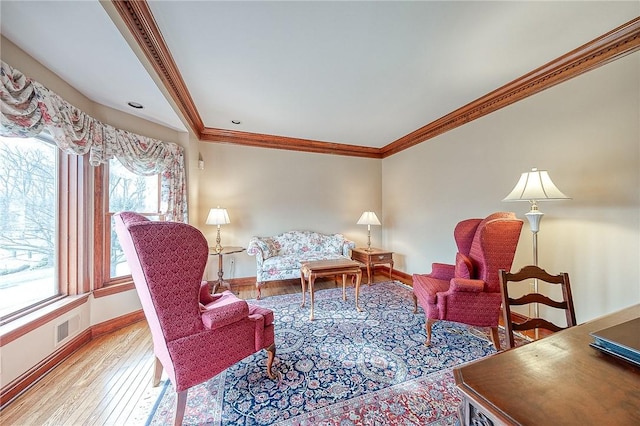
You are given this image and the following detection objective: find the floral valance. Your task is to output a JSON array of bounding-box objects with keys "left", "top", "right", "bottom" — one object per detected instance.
[{"left": 0, "top": 60, "right": 187, "bottom": 222}]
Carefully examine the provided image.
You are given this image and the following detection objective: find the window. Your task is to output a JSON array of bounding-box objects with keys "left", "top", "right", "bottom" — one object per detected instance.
[
  {"left": 104, "top": 159, "right": 162, "bottom": 281},
  {"left": 0, "top": 134, "right": 88, "bottom": 321},
  {"left": 0, "top": 136, "right": 58, "bottom": 319}
]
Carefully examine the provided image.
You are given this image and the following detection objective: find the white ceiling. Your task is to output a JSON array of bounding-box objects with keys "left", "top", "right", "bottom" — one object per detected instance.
[{"left": 1, "top": 1, "right": 638, "bottom": 149}]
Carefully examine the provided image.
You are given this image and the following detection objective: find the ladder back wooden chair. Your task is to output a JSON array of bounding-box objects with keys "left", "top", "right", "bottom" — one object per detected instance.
[{"left": 499, "top": 265, "right": 577, "bottom": 349}]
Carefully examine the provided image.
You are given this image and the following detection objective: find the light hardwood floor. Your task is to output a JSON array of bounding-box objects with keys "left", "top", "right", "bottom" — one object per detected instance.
[{"left": 1, "top": 275, "right": 396, "bottom": 425}]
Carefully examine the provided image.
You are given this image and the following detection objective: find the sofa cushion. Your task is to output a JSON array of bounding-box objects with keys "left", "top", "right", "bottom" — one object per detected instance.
[
  {"left": 274, "top": 232, "right": 311, "bottom": 255},
  {"left": 273, "top": 231, "right": 346, "bottom": 256},
  {"left": 325, "top": 234, "right": 347, "bottom": 254},
  {"left": 262, "top": 252, "right": 348, "bottom": 272},
  {"left": 254, "top": 237, "right": 278, "bottom": 259},
  {"left": 256, "top": 237, "right": 279, "bottom": 259}
]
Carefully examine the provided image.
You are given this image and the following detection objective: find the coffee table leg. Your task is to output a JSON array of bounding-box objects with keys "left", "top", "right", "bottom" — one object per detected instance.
[
  {"left": 300, "top": 271, "right": 306, "bottom": 307},
  {"left": 309, "top": 274, "right": 315, "bottom": 321},
  {"left": 355, "top": 270, "right": 363, "bottom": 312},
  {"left": 342, "top": 273, "right": 347, "bottom": 301}
]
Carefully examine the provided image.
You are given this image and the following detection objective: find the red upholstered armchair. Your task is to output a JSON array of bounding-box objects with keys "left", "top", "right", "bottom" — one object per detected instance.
[
  {"left": 412, "top": 212, "right": 523, "bottom": 349},
  {"left": 114, "top": 212, "right": 277, "bottom": 425}
]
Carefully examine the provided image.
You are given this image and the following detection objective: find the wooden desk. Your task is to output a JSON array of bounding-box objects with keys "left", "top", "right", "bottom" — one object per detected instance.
[
  {"left": 351, "top": 247, "right": 393, "bottom": 284},
  {"left": 454, "top": 304, "right": 640, "bottom": 426}
]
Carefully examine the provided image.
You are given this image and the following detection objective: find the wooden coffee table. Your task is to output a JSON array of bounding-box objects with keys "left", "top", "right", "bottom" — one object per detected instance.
[{"left": 300, "top": 258, "right": 364, "bottom": 320}]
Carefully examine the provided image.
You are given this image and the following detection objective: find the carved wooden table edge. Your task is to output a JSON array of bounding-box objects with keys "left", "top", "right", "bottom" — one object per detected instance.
[{"left": 453, "top": 368, "right": 514, "bottom": 426}]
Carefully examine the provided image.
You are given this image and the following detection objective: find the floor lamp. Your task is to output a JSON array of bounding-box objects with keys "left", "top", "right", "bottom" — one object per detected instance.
[{"left": 503, "top": 168, "right": 570, "bottom": 334}]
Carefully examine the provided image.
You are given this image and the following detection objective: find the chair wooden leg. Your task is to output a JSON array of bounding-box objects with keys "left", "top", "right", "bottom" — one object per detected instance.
[
  {"left": 490, "top": 326, "right": 501, "bottom": 351},
  {"left": 265, "top": 343, "right": 277, "bottom": 379},
  {"left": 153, "top": 356, "right": 163, "bottom": 386},
  {"left": 174, "top": 390, "right": 187, "bottom": 426},
  {"left": 256, "top": 282, "right": 262, "bottom": 300},
  {"left": 425, "top": 318, "right": 436, "bottom": 345},
  {"left": 412, "top": 294, "right": 418, "bottom": 314}
]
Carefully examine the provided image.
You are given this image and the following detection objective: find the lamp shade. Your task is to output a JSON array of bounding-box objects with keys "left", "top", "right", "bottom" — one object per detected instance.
[
  {"left": 503, "top": 168, "right": 570, "bottom": 202},
  {"left": 205, "top": 208, "right": 230, "bottom": 225},
  {"left": 357, "top": 211, "right": 381, "bottom": 226}
]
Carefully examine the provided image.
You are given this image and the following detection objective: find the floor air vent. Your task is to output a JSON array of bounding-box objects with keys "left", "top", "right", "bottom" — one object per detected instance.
[
  {"left": 55, "top": 315, "right": 80, "bottom": 346},
  {"left": 57, "top": 321, "right": 69, "bottom": 342}
]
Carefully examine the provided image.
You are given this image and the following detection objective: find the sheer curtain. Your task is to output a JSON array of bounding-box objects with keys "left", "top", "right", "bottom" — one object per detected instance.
[{"left": 0, "top": 60, "right": 187, "bottom": 222}]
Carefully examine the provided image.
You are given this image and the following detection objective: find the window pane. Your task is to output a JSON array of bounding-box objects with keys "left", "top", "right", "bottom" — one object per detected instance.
[
  {"left": 0, "top": 136, "right": 58, "bottom": 318},
  {"left": 108, "top": 159, "right": 159, "bottom": 278}
]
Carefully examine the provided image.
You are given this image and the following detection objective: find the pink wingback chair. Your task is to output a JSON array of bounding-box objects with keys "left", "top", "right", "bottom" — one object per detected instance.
[
  {"left": 114, "top": 212, "right": 276, "bottom": 425},
  {"left": 412, "top": 212, "right": 523, "bottom": 350}
]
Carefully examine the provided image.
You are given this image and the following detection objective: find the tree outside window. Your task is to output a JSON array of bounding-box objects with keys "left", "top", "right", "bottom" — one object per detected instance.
[
  {"left": 107, "top": 159, "right": 160, "bottom": 279},
  {"left": 0, "top": 136, "right": 57, "bottom": 318}
]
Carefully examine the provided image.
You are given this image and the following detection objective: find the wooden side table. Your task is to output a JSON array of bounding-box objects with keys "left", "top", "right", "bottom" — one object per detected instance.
[
  {"left": 351, "top": 247, "right": 393, "bottom": 284},
  {"left": 209, "top": 246, "right": 245, "bottom": 293}
]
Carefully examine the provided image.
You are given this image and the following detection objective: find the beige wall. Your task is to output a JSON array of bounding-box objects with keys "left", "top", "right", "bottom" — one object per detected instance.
[
  {"left": 196, "top": 142, "right": 382, "bottom": 279},
  {"left": 383, "top": 51, "right": 640, "bottom": 322},
  {"left": 2, "top": 35, "right": 639, "bottom": 387}
]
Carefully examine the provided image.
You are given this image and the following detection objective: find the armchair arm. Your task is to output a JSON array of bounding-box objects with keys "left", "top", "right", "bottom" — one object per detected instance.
[
  {"left": 429, "top": 263, "right": 455, "bottom": 280},
  {"left": 201, "top": 299, "right": 249, "bottom": 330},
  {"left": 247, "top": 237, "right": 266, "bottom": 274},
  {"left": 247, "top": 237, "right": 267, "bottom": 257},
  {"left": 449, "top": 278, "right": 485, "bottom": 293},
  {"left": 199, "top": 281, "right": 223, "bottom": 305},
  {"left": 342, "top": 239, "right": 356, "bottom": 256}
]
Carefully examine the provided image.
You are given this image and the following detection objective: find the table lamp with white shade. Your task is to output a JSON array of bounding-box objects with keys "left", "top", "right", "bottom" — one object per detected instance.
[
  {"left": 206, "top": 207, "right": 230, "bottom": 253},
  {"left": 357, "top": 211, "right": 381, "bottom": 252}
]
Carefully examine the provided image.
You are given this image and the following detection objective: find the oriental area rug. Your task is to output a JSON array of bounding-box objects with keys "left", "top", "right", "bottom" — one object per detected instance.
[{"left": 145, "top": 281, "right": 514, "bottom": 425}]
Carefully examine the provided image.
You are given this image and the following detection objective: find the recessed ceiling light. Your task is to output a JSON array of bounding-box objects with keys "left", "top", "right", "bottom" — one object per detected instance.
[
  {"left": 231, "top": 120, "right": 241, "bottom": 125},
  {"left": 127, "top": 101, "right": 144, "bottom": 109}
]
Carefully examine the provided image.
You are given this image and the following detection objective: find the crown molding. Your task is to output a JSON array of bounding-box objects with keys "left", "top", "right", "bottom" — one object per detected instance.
[
  {"left": 112, "top": 2, "right": 639, "bottom": 159},
  {"left": 200, "top": 128, "right": 382, "bottom": 158},
  {"left": 380, "top": 17, "right": 640, "bottom": 158},
  {"left": 112, "top": 0, "right": 204, "bottom": 135}
]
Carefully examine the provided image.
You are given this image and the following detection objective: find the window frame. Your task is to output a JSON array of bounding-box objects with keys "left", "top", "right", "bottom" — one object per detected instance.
[
  {"left": 0, "top": 135, "right": 90, "bottom": 324},
  {"left": 93, "top": 161, "right": 162, "bottom": 296}
]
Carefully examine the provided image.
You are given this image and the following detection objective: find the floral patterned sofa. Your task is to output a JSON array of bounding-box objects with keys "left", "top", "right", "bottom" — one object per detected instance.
[{"left": 247, "top": 230, "right": 355, "bottom": 299}]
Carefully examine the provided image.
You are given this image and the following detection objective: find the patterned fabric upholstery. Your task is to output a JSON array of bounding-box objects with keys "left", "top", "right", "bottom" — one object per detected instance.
[
  {"left": 114, "top": 212, "right": 276, "bottom": 423},
  {"left": 247, "top": 230, "right": 355, "bottom": 298},
  {"left": 412, "top": 212, "right": 523, "bottom": 347},
  {"left": 454, "top": 253, "right": 474, "bottom": 279}
]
